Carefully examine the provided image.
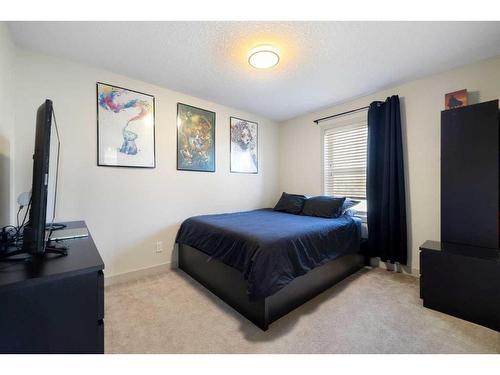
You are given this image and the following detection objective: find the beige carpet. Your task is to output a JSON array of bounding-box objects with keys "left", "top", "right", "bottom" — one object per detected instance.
[{"left": 104, "top": 267, "right": 499, "bottom": 353}]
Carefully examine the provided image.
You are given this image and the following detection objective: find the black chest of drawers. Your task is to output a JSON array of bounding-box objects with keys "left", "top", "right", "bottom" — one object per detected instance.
[
  {"left": 0, "top": 221, "right": 105, "bottom": 353},
  {"left": 419, "top": 100, "right": 500, "bottom": 332},
  {"left": 420, "top": 240, "right": 499, "bottom": 332}
]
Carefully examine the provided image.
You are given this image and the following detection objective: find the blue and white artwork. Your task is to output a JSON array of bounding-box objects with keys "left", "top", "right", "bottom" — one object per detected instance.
[
  {"left": 97, "top": 82, "right": 155, "bottom": 168},
  {"left": 230, "top": 117, "right": 258, "bottom": 174}
]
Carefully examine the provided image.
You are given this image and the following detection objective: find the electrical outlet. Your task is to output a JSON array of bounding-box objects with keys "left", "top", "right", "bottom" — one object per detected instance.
[{"left": 156, "top": 240, "right": 163, "bottom": 253}]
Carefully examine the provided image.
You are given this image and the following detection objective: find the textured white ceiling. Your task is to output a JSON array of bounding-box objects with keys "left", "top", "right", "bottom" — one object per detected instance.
[{"left": 7, "top": 21, "right": 500, "bottom": 121}]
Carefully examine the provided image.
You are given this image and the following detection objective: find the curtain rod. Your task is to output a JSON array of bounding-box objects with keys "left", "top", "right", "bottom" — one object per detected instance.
[{"left": 313, "top": 105, "right": 370, "bottom": 124}]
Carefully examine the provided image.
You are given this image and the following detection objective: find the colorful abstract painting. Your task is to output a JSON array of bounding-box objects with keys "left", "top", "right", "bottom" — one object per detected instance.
[
  {"left": 97, "top": 82, "right": 155, "bottom": 168},
  {"left": 177, "top": 103, "right": 216, "bottom": 172},
  {"left": 230, "top": 117, "right": 258, "bottom": 174}
]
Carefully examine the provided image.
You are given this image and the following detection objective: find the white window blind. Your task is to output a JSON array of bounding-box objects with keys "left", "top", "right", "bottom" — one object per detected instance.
[{"left": 323, "top": 119, "right": 368, "bottom": 200}]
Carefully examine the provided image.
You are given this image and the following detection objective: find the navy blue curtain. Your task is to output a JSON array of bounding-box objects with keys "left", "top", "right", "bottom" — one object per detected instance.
[{"left": 367, "top": 95, "right": 407, "bottom": 265}]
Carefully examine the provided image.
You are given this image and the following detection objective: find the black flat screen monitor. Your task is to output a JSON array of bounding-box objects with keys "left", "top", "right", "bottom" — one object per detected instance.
[{"left": 22, "top": 100, "right": 55, "bottom": 255}]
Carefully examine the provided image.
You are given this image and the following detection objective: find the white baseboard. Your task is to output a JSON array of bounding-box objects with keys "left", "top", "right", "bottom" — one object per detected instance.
[
  {"left": 105, "top": 262, "right": 175, "bottom": 287},
  {"left": 104, "top": 256, "right": 419, "bottom": 288}
]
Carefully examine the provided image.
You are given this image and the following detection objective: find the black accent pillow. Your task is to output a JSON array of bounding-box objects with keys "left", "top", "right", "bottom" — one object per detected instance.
[
  {"left": 273, "top": 192, "right": 307, "bottom": 215},
  {"left": 301, "top": 196, "right": 346, "bottom": 218}
]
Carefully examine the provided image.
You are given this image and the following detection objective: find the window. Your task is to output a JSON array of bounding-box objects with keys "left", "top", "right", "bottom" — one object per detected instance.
[{"left": 321, "top": 110, "right": 368, "bottom": 213}]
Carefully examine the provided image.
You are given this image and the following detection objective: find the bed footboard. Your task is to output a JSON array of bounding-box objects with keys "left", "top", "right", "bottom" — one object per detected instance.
[
  {"left": 178, "top": 243, "right": 268, "bottom": 329},
  {"left": 178, "top": 244, "right": 365, "bottom": 331}
]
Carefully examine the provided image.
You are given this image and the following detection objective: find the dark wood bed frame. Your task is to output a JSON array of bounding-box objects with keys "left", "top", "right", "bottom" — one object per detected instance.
[{"left": 178, "top": 243, "right": 366, "bottom": 330}]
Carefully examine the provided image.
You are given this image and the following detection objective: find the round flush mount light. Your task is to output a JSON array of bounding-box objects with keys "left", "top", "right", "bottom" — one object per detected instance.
[{"left": 248, "top": 45, "right": 280, "bottom": 69}]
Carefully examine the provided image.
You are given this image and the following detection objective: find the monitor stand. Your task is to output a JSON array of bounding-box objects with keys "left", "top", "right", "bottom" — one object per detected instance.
[
  {"left": 45, "top": 243, "right": 68, "bottom": 256},
  {"left": 0, "top": 242, "right": 68, "bottom": 261}
]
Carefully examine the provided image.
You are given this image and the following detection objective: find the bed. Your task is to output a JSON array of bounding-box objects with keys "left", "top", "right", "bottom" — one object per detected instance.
[{"left": 176, "top": 208, "right": 366, "bottom": 330}]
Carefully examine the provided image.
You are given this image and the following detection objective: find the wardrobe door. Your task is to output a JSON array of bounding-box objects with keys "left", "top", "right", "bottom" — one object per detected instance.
[{"left": 441, "top": 100, "right": 499, "bottom": 249}]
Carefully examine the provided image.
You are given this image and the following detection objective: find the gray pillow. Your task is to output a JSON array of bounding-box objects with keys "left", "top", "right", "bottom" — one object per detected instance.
[{"left": 341, "top": 198, "right": 360, "bottom": 215}]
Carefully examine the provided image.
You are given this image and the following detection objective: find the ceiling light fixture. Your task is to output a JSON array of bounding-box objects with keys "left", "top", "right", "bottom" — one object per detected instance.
[{"left": 248, "top": 45, "right": 280, "bottom": 69}]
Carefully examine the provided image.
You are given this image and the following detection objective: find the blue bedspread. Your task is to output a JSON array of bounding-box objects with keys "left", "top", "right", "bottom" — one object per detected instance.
[{"left": 176, "top": 209, "right": 361, "bottom": 300}]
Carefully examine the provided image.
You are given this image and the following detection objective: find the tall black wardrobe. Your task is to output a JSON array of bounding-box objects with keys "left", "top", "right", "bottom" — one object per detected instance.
[{"left": 420, "top": 99, "right": 499, "bottom": 332}]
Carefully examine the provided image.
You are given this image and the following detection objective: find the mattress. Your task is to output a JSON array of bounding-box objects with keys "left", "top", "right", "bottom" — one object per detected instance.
[{"left": 361, "top": 222, "right": 368, "bottom": 239}]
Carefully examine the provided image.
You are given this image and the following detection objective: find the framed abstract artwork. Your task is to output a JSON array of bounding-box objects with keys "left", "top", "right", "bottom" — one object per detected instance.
[
  {"left": 177, "top": 103, "right": 216, "bottom": 172},
  {"left": 97, "top": 82, "right": 155, "bottom": 168},
  {"left": 230, "top": 117, "right": 258, "bottom": 174}
]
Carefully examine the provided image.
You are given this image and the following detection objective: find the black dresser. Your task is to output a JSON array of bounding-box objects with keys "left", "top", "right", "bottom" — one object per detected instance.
[
  {"left": 420, "top": 241, "right": 499, "bottom": 331},
  {"left": 420, "top": 100, "right": 499, "bottom": 332},
  {"left": 0, "top": 221, "right": 105, "bottom": 353}
]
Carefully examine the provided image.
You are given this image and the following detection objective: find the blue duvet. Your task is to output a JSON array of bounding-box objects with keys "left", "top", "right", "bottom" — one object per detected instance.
[{"left": 176, "top": 209, "right": 361, "bottom": 300}]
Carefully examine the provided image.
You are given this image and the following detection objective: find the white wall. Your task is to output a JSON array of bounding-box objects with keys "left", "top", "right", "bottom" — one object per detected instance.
[
  {"left": 8, "top": 31, "right": 500, "bottom": 278},
  {"left": 279, "top": 56, "right": 500, "bottom": 274},
  {"left": 13, "top": 49, "right": 280, "bottom": 278},
  {"left": 0, "top": 23, "right": 15, "bottom": 227}
]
